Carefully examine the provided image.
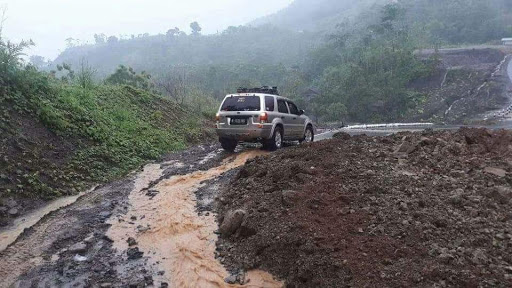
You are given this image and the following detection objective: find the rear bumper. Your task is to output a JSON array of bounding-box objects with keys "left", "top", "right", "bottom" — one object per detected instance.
[{"left": 216, "top": 126, "right": 272, "bottom": 141}]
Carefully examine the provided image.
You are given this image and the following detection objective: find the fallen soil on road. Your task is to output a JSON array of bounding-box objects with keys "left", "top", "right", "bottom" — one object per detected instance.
[{"left": 216, "top": 128, "right": 512, "bottom": 287}]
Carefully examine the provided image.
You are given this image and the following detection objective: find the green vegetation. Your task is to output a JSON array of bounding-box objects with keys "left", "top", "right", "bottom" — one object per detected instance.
[{"left": 1, "top": 35, "right": 211, "bottom": 201}]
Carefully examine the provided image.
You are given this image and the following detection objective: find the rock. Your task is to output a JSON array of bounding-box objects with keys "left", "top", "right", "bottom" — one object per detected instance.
[
  {"left": 238, "top": 219, "right": 257, "bottom": 238},
  {"left": 144, "top": 275, "right": 154, "bottom": 285},
  {"left": 471, "top": 249, "right": 488, "bottom": 265},
  {"left": 73, "top": 254, "right": 87, "bottom": 262},
  {"left": 219, "top": 209, "right": 246, "bottom": 236},
  {"left": 127, "top": 237, "right": 138, "bottom": 247},
  {"left": 7, "top": 208, "right": 18, "bottom": 217},
  {"left": 127, "top": 247, "right": 144, "bottom": 260},
  {"left": 84, "top": 234, "right": 95, "bottom": 244},
  {"left": 98, "top": 211, "right": 112, "bottom": 219},
  {"left": 100, "top": 283, "right": 112, "bottom": 288},
  {"left": 130, "top": 216, "right": 137, "bottom": 221},
  {"left": 396, "top": 142, "right": 418, "bottom": 154},
  {"left": 281, "top": 190, "right": 301, "bottom": 206},
  {"left": 487, "top": 186, "right": 511, "bottom": 204},
  {"left": 5, "top": 199, "right": 17, "bottom": 208},
  {"left": 333, "top": 132, "right": 351, "bottom": 140},
  {"left": 484, "top": 167, "right": 507, "bottom": 177},
  {"left": 224, "top": 275, "right": 237, "bottom": 284},
  {"left": 419, "top": 137, "right": 434, "bottom": 146},
  {"left": 137, "top": 225, "right": 150, "bottom": 233},
  {"left": 438, "top": 252, "right": 454, "bottom": 264},
  {"left": 161, "top": 282, "right": 169, "bottom": 288},
  {"left": 0, "top": 206, "right": 7, "bottom": 216},
  {"left": 69, "top": 242, "right": 87, "bottom": 253}
]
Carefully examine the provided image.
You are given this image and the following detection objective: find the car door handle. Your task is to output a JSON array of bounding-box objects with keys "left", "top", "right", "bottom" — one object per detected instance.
[
  {"left": 293, "top": 117, "right": 297, "bottom": 120},
  {"left": 281, "top": 116, "right": 285, "bottom": 119}
]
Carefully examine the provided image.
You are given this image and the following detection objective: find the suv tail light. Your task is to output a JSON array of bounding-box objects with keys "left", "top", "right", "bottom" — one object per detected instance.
[
  {"left": 259, "top": 112, "right": 268, "bottom": 123},
  {"left": 215, "top": 114, "right": 220, "bottom": 122}
]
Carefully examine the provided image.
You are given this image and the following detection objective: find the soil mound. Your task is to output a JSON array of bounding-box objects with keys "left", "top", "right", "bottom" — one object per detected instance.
[{"left": 216, "top": 128, "right": 512, "bottom": 287}]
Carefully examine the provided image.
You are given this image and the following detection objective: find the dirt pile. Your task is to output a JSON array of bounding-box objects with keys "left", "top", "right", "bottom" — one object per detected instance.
[{"left": 216, "top": 128, "right": 512, "bottom": 287}]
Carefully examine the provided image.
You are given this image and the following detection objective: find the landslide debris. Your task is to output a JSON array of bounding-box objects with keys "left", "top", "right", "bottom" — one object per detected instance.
[{"left": 216, "top": 128, "right": 512, "bottom": 287}]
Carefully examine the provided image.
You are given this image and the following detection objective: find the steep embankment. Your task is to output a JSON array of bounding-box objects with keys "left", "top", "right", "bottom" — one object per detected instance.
[
  {"left": 410, "top": 48, "right": 512, "bottom": 124},
  {"left": 0, "top": 79, "right": 214, "bottom": 227}
]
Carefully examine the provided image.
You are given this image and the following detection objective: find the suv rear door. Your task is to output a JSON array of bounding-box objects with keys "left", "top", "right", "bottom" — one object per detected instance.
[{"left": 286, "top": 100, "right": 304, "bottom": 139}]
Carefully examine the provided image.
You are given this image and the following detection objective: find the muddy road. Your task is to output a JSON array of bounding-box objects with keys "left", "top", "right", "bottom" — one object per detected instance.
[{"left": 0, "top": 144, "right": 286, "bottom": 287}]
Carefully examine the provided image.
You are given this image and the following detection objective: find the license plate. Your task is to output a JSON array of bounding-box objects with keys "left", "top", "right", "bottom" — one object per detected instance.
[{"left": 230, "top": 118, "right": 247, "bottom": 125}]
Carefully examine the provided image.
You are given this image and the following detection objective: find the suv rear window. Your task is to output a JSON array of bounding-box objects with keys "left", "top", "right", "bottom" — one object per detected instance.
[{"left": 221, "top": 96, "right": 261, "bottom": 112}]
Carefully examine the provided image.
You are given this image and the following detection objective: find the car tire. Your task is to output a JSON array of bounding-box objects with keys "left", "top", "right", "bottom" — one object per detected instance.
[
  {"left": 220, "top": 138, "right": 237, "bottom": 152},
  {"left": 265, "top": 126, "right": 283, "bottom": 151},
  {"left": 299, "top": 125, "right": 314, "bottom": 144}
]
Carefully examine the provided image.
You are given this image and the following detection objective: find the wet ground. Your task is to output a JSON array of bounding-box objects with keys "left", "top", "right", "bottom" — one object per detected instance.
[
  {"left": 0, "top": 144, "right": 285, "bottom": 288},
  {"left": 1, "top": 56, "right": 512, "bottom": 286}
]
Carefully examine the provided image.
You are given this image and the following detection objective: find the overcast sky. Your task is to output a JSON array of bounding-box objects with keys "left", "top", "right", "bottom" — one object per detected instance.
[{"left": 0, "top": 0, "right": 293, "bottom": 60}]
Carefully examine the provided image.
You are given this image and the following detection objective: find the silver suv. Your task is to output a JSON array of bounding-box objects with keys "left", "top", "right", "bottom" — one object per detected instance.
[{"left": 215, "top": 88, "right": 315, "bottom": 152}]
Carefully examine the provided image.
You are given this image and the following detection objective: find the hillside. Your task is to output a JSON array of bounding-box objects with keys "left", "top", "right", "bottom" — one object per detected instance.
[
  {"left": 0, "top": 39, "right": 214, "bottom": 226},
  {"left": 250, "top": 0, "right": 382, "bottom": 32},
  {"left": 52, "top": 25, "right": 319, "bottom": 79}
]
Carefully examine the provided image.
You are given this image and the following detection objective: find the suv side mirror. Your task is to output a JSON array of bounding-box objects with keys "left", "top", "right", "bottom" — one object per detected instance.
[{"left": 299, "top": 109, "right": 305, "bottom": 115}]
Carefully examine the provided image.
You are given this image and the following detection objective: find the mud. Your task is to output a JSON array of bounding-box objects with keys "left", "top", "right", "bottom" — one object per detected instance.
[
  {"left": 107, "top": 149, "right": 282, "bottom": 288},
  {"left": 0, "top": 144, "right": 285, "bottom": 288},
  {"left": 216, "top": 128, "right": 512, "bottom": 287}
]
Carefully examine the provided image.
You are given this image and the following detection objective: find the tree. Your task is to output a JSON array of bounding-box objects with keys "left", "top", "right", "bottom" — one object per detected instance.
[
  {"left": 29, "top": 55, "right": 46, "bottom": 68},
  {"left": 190, "top": 22, "right": 202, "bottom": 35},
  {"left": 94, "top": 33, "right": 106, "bottom": 44},
  {"left": 157, "top": 67, "right": 190, "bottom": 104},
  {"left": 76, "top": 59, "right": 96, "bottom": 89},
  {"left": 107, "top": 36, "right": 119, "bottom": 44},
  {"left": 166, "top": 27, "right": 181, "bottom": 37},
  {"left": 65, "top": 37, "right": 76, "bottom": 48},
  {"left": 105, "top": 65, "right": 153, "bottom": 91}
]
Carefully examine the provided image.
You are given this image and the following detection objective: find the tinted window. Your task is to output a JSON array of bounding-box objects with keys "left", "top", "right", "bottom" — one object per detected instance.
[
  {"left": 221, "top": 96, "right": 261, "bottom": 111},
  {"left": 277, "top": 99, "right": 289, "bottom": 113},
  {"left": 265, "top": 96, "right": 275, "bottom": 112},
  {"left": 287, "top": 101, "right": 299, "bottom": 115}
]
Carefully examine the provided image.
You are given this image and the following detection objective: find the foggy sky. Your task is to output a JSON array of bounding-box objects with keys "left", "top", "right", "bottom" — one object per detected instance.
[{"left": 0, "top": 0, "right": 293, "bottom": 60}]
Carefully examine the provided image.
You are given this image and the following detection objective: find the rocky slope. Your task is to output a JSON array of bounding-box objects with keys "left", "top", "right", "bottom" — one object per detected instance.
[{"left": 410, "top": 48, "right": 512, "bottom": 124}]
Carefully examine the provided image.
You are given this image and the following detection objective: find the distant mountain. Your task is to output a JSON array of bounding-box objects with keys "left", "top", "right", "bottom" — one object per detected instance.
[{"left": 249, "top": 0, "right": 383, "bottom": 32}]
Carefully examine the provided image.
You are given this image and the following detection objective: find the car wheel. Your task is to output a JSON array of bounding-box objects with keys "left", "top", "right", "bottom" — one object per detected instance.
[
  {"left": 265, "top": 127, "right": 283, "bottom": 151},
  {"left": 299, "top": 126, "right": 314, "bottom": 144},
  {"left": 220, "top": 138, "right": 237, "bottom": 152}
]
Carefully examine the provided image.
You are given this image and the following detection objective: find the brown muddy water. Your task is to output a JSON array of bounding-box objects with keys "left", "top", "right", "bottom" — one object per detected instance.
[
  {"left": 107, "top": 150, "right": 283, "bottom": 288},
  {"left": 0, "top": 187, "right": 96, "bottom": 252}
]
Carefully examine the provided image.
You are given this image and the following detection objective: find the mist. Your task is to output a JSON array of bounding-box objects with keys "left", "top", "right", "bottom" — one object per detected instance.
[{"left": 0, "top": 0, "right": 293, "bottom": 60}]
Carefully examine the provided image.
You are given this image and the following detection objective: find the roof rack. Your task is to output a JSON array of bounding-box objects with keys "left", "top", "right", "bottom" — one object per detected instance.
[{"left": 237, "top": 86, "right": 279, "bottom": 96}]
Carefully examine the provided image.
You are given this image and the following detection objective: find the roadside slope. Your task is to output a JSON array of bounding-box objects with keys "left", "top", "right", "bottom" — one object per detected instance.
[{"left": 0, "top": 77, "right": 214, "bottom": 226}]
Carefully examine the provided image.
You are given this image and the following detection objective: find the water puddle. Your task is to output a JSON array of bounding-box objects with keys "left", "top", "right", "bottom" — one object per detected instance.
[
  {"left": 107, "top": 149, "right": 282, "bottom": 288},
  {"left": 0, "top": 187, "right": 96, "bottom": 252}
]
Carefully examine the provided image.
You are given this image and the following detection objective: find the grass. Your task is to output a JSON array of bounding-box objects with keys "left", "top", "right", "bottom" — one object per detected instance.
[{"left": 1, "top": 72, "right": 212, "bottom": 200}]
